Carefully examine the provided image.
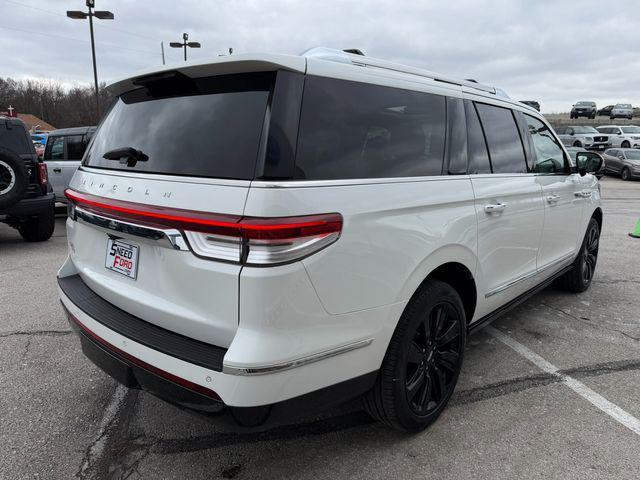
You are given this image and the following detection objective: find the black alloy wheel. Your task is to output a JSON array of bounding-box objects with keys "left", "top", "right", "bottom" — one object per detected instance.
[
  {"left": 558, "top": 218, "right": 600, "bottom": 293},
  {"left": 404, "top": 302, "right": 462, "bottom": 415},
  {"left": 363, "top": 279, "right": 466, "bottom": 431},
  {"left": 581, "top": 222, "right": 599, "bottom": 286}
]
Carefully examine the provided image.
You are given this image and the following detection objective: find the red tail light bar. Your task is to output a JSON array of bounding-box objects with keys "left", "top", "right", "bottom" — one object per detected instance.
[{"left": 65, "top": 189, "right": 343, "bottom": 265}]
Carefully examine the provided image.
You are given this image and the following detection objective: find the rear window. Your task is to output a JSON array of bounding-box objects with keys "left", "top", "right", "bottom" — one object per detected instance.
[
  {"left": 0, "top": 123, "right": 32, "bottom": 154},
  {"left": 84, "top": 72, "right": 272, "bottom": 180},
  {"left": 294, "top": 76, "right": 446, "bottom": 180}
]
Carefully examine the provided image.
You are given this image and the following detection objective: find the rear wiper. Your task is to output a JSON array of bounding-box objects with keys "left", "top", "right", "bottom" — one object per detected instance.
[{"left": 103, "top": 147, "right": 149, "bottom": 167}]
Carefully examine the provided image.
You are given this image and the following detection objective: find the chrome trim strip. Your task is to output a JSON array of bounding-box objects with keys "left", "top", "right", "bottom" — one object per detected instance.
[
  {"left": 485, "top": 252, "right": 575, "bottom": 298},
  {"left": 222, "top": 338, "right": 374, "bottom": 376},
  {"left": 73, "top": 206, "right": 189, "bottom": 251}
]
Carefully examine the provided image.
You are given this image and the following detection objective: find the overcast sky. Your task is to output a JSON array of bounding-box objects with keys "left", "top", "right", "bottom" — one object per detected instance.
[{"left": 1, "top": 0, "right": 639, "bottom": 112}]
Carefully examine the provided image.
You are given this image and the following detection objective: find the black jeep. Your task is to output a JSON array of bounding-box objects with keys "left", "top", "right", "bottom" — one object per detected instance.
[{"left": 0, "top": 116, "right": 55, "bottom": 241}]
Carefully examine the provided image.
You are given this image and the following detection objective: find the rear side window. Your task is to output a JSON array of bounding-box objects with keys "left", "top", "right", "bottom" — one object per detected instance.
[
  {"left": 295, "top": 76, "right": 446, "bottom": 180},
  {"left": 45, "top": 136, "right": 64, "bottom": 160},
  {"left": 475, "top": 103, "right": 527, "bottom": 174},
  {"left": 84, "top": 72, "right": 272, "bottom": 180},
  {"left": 465, "top": 100, "right": 491, "bottom": 174},
  {"left": 66, "top": 135, "right": 85, "bottom": 160}
]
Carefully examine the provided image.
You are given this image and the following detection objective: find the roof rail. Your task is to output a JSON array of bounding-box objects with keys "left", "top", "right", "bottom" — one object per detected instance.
[{"left": 301, "top": 47, "right": 505, "bottom": 97}]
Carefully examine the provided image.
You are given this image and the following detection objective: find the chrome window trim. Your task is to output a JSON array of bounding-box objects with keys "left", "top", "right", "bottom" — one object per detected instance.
[{"left": 222, "top": 338, "right": 374, "bottom": 376}]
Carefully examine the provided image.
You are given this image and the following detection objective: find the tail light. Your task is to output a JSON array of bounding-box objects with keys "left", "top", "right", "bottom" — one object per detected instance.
[
  {"left": 37, "top": 162, "right": 48, "bottom": 187},
  {"left": 64, "top": 189, "right": 342, "bottom": 266}
]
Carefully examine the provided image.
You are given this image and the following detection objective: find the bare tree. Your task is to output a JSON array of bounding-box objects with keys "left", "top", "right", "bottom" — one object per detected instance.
[{"left": 0, "top": 77, "right": 113, "bottom": 128}]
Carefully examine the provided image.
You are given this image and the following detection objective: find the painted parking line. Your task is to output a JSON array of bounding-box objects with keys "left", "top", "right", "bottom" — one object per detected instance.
[{"left": 486, "top": 326, "right": 640, "bottom": 437}]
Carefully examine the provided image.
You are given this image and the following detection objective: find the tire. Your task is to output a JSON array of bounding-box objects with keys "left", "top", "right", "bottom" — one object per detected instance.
[
  {"left": 0, "top": 147, "right": 28, "bottom": 210},
  {"left": 591, "top": 113, "right": 596, "bottom": 119},
  {"left": 557, "top": 218, "right": 599, "bottom": 293},
  {"left": 363, "top": 280, "right": 466, "bottom": 432},
  {"left": 573, "top": 141, "right": 582, "bottom": 148},
  {"left": 18, "top": 204, "right": 56, "bottom": 242},
  {"left": 621, "top": 141, "right": 631, "bottom": 148},
  {"left": 621, "top": 167, "right": 631, "bottom": 181}
]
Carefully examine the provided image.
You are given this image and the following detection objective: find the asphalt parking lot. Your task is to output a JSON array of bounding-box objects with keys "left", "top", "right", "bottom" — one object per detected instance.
[{"left": 1, "top": 177, "right": 639, "bottom": 480}]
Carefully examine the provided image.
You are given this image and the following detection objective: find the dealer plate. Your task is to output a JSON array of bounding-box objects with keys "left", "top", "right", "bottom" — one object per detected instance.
[{"left": 105, "top": 238, "right": 139, "bottom": 280}]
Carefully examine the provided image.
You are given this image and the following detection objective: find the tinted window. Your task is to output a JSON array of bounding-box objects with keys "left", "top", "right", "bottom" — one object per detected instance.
[
  {"left": 621, "top": 127, "right": 640, "bottom": 134},
  {"left": 476, "top": 103, "right": 527, "bottom": 173},
  {"left": 85, "top": 73, "right": 272, "bottom": 179},
  {"left": 626, "top": 151, "right": 640, "bottom": 160},
  {"left": 524, "top": 114, "right": 567, "bottom": 174},
  {"left": 66, "top": 135, "right": 85, "bottom": 160},
  {"left": 465, "top": 100, "right": 491, "bottom": 174},
  {"left": 295, "top": 76, "right": 446, "bottom": 180},
  {"left": 555, "top": 126, "right": 567, "bottom": 135},
  {"left": 45, "top": 136, "right": 64, "bottom": 160},
  {"left": 573, "top": 126, "right": 598, "bottom": 134},
  {"left": 0, "top": 124, "right": 31, "bottom": 154},
  {"left": 597, "top": 127, "right": 612, "bottom": 134},
  {"left": 446, "top": 97, "right": 467, "bottom": 174}
]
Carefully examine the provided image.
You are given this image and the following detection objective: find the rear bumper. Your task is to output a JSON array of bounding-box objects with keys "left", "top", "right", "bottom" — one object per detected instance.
[
  {"left": 1, "top": 193, "right": 54, "bottom": 217},
  {"left": 58, "top": 272, "right": 378, "bottom": 425}
]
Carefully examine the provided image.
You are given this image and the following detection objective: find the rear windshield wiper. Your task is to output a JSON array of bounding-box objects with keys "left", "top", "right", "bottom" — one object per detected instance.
[{"left": 103, "top": 147, "right": 149, "bottom": 167}]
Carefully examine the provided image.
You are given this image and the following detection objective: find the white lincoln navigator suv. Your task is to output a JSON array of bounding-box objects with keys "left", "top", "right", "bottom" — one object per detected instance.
[{"left": 58, "top": 48, "right": 603, "bottom": 432}]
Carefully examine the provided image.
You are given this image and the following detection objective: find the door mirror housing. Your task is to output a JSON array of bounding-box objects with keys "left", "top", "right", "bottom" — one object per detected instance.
[{"left": 575, "top": 151, "right": 604, "bottom": 177}]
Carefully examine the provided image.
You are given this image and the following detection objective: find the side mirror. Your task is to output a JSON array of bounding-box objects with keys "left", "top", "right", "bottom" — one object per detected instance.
[{"left": 575, "top": 151, "right": 604, "bottom": 177}]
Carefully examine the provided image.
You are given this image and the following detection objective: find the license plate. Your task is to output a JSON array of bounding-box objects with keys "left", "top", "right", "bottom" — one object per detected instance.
[{"left": 105, "top": 238, "right": 139, "bottom": 280}]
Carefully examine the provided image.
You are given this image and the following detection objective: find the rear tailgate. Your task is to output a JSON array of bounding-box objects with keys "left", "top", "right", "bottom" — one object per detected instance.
[
  {"left": 62, "top": 68, "right": 281, "bottom": 349},
  {"left": 66, "top": 171, "right": 248, "bottom": 348}
]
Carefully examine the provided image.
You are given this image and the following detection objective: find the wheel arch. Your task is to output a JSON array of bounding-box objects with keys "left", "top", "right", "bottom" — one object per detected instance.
[
  {"left": 399, "top": 246, "right": 478, "bottom": 325},
  {"left": 592, "top": 207, "right": 603, "bottom": 232}
]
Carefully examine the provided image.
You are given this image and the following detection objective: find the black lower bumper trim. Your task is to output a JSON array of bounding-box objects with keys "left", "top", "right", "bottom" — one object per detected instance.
[
  {"left": 73, "top": 314, "right": 377, "bottom": 426},
  {"left": 77, "top": 325, "right": 225, "bottom": 413},
  {"left": 58, "top": 274, "right": 227, "bottom": 372}
]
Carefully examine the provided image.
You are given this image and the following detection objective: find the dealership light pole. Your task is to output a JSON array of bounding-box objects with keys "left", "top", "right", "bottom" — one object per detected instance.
[
  {"left": 170, "top": 33, "right": 201, "bottom": 61},
  {"left": 66, "top": 1, "right": 113, "bottom": 120}
]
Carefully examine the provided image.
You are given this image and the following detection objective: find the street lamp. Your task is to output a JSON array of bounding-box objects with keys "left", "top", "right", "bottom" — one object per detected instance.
[
  {"left": 170, "top": 33, "right": 201, "bottom": 61},
  {"left": 67, "top": 1, "right": 113, "bottom": 120}
]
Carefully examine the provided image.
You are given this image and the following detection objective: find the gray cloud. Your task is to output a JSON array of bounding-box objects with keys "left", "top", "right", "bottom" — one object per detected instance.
[{"left": 1, "top": 0, "right": 639, "bottom": 112}]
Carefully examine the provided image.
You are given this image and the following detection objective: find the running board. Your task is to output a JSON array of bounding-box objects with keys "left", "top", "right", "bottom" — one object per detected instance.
[{"left": 468, "top": 265, "right": 574, "bottom": 335}]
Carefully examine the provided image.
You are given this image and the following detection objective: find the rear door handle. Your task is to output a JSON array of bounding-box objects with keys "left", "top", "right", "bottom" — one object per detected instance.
[
  {"left": 484, "top": 202, "right": 508, "bottom": 213},
  {"left": 546, "top": 194, "right": 560, "bottom": 203},
  {"left": 52, "top": 168, "right": 62, "bottom": 173},
  {"left": 574, "top": 190, "right": 592, "bottom": 198}
]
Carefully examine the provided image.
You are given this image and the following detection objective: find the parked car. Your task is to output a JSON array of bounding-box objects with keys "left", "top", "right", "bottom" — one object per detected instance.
[
  {"left": 33, "top": 142, "right": 44, "bottom": 159},
  {"left": 602, "top": 148, "right": 640, "bottom": 180},
  {"left": 565, "top": 147, "right": 605, "bottom": 179},
  {"left": 43, "top": 126, "right": 95, "bottom": 202},
  {"left": 520, "top": 100, "right": 540, "bottom": 111},
  {"left": 57, "top": 48, "right": 603, "bottom": 432},
  {"left": 596, "top": 105, "right": 613, "bottom": 117},
  {"left": 0, "top": 116, "right": 55, "bottom": 241},
  {"left": 610, "top": 104, "right": 633, "bottom": 120},
  {"left": 595, "top": 125, "right": 640, "bottom": 148},
  {"left": 554, "top": 125, "right": 611, "bottom": 150},
  {"left": 570, "top": 101, "right": 596, "bottom": 119}
]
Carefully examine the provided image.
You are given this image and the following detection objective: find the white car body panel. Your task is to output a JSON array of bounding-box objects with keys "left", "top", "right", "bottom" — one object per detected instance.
[{"left": 56, "top": 50, "right": 603, "bottom": 413}]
